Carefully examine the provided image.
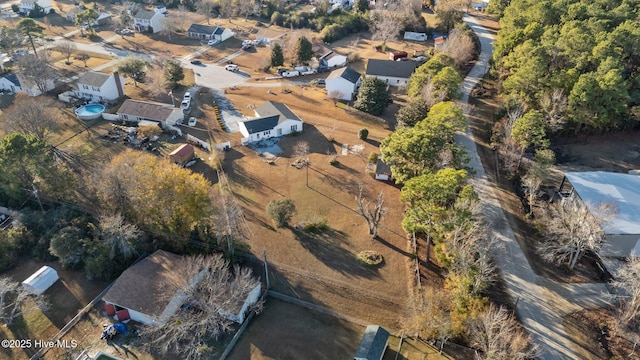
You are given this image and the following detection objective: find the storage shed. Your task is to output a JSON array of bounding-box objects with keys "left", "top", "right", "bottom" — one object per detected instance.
[
  {"left": 354, "top": 325, "right": 389, "bottom": 360},
  {"left": 22, "top": 266, "right": 59, "bottom": 295},
  {"left": 169, "top": 144, "right": 195, "bottom": 166}
]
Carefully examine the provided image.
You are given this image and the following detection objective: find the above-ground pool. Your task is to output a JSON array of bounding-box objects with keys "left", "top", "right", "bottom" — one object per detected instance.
[{"left": 75, "top": 104, "right": 105, "bottom": 120}]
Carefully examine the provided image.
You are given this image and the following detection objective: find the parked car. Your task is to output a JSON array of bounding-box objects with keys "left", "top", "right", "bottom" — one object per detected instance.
[
  {"left": 190, "top": 59, "right": 202, "bottom": 65},
  {"left": 188, "top": 117, "right": 197, "bottom": 126},
  {"left": 414, "top": 55, "right": 427, "bottom": 62},
  {"left": 317, "top": 79, "right": 326, "bottom": 85},
  {"left": 241, "top": 44, "right": 253, "bottom": 51},
  {"left": 277, "top": 68, "right": 289, "bottom": 75},
  {"left": 225, "top": 64, "right": 239, "bottom": 72},
  {"left": 120, "top": 29, "right": 133, "bottom": 35},
  {"left": 242, "top": 40, "right": 252, "bottom": 46},
  {"left": 183, "top": 92, "right": 191, "bottom": 101},
  {"left": 281, "top": 70, "right": 300, "bottom": 78},
  {"left": 208, "top": 39, "right": 219, "bottom": 46},
  {"left": 181, "top": 99, "right": 190, "bottom": 110}
]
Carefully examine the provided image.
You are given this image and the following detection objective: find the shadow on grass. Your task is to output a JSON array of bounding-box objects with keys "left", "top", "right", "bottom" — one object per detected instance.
[{"left": 290, "top": 227, "right": 380, "bottom": 279}]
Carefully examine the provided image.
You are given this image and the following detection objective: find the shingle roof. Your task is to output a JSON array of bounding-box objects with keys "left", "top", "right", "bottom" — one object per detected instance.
[
  {"left": 354, "top": 325, "right": 390, "bottom": 359},
  {"left": 134, "top": 9, "right": 155, "bottom": 20},
  {"left": 254, "top": 101, "right": 302, "bottom": 123},
  {"left": 76, "top": 71, "right": 110, "bottom": 88},
  {"left": 117, "top": 99, "right": 177, "bottom": 121},
  {"left": 213, "top": 27, "right": 224, "bottom": 35},
  {"left": 102, "top": 250, "right": 186, "bottom": 319},
  {"left": 240, "top": 115, "right": 280, "bottom": 134},
  {"left": 365, "top": 59, "right": 417, "bottom": 79},
  {"left": 187, "top": 23, "right": 217, "bottom": 35},
  {"left": 375, "top": 158, "right": 391, "bottom": 176},
  {"left": 327, "top": 66, "right": 361, "bottom": 84},
  {"left": 3, "top": 73, "right": 20, "bottom": 86}
]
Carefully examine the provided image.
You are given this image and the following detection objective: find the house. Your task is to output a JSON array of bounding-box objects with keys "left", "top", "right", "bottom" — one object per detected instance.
[
  {"left": 558, "top": 171, "right": 640, "bottom": 257},
  {"left": 374, "top": 158, "right": 392, "bottom": 181},
  {"left": 133, "top": 9, "right": 165, "bottom": 33},
  {"left": 103, "top": 250, "right": 262, "bottom": 326},
  {"left": 326, "top": 66, "right": 361, "bottom": 101},
  {"left": 96, "top": 12, "right": 113, "bottom": 26},
  {"left": 186, "top": 24, "right": 234, "bottom": 42},
  {"left": 318, "top": 50, "right": 347, "bottom": 69},
  {"left": 434, "top": 35, "right": 447, "bottom": 48},
  {"left": 0, "top": 72, "right": 55, "bottom": 96},
  {"left": 365, "top": 59, "right": 417, "bottom": 87},
  {"left": 66, "top": 6, "right": 82, "bottom": 22},
  {"left": 116, "top": 99, "right": 183, "bottom": 128},
  {"left": 22, "top": 266, "right": 58, "bottom": 295},
  {"left": 354, "top": 325, "right": 389, "bottom": 360},
  {"left": 72, "top": 71, "right": 125, "bottom": 102},
  {"left": 19, "top": 0, "right": 52, "bottom": 15},
  {"left": 238, "top": 101, "right": 303, "bottom": 145},
  {"left": 102, "top": 250, "right": 193, "bottom": 326}
]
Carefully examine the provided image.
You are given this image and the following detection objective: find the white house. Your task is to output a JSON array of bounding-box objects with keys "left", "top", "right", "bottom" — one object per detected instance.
[
  {"left": 326, "top": 66, "right": 361, "bottom": 101},
  {"left": 19, "top": 0, "right": 52, "bottom": 15},
  {"left": 318, "top": 50, "right": 347, "bottom": 70},
  {"left": 133, "top": 9, "right": 165, "bottom": 33},
  {"left": 239, "top": 101, "right": 303, "bottom": 145},
  {"left": 72, "top": 71, "right": 125, "bottom": 102},
  {"left": 559, "top": 171, "right": 640, "bottom": 258},
  {"left": 365, "top": 59, "right": 417, "bottom": 87},
  {"left": 0, "top": 72, "right": 55, "bottom": 96},
  {"left": 354, "top": 325, "right": 389, "bottom": 360},
  {"left": 103, "top": 250, "right": 262, "bottom": 326},
  {"left": 256, "top": 27, "right": 286, "bottom": 45},
  {"left": 186, "top": 24, "right": 234, "bottom": 42},
  {"left": 116, "top": 99, "right": 183, "bottom": 128}
]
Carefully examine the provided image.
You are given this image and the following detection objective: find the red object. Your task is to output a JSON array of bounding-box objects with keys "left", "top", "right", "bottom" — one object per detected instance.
[
  {"left": 105, "top": 303, "right": 116, "bottom": 316},
  {"left": 116, "top": 309, "right": 130, "bottom": 322}
]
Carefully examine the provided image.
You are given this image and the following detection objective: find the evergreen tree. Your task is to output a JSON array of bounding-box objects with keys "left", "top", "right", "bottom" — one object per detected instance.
[
  {"left": 295, "top": 36, "right": 313, "bottom": 63},
  {"left": 271, "top": 43, "right": 284, "bottom": 67},
  {"left": 354, "top": 77, "right": 392, "bottom": 115}
]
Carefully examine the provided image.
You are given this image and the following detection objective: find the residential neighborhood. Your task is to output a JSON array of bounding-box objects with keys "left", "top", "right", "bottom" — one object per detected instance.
[{"left": 0, "top": 0, "right": 639, "bottom": 359}]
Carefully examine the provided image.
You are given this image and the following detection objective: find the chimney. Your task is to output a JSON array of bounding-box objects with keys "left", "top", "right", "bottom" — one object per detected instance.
[{"left": 113, "top": 71, "right": 125, "bottom": 98}]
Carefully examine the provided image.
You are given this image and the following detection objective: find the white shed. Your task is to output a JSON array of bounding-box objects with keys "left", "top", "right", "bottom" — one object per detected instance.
[{"left": 22, "top": 266, "right": 59, "bottom": 295}]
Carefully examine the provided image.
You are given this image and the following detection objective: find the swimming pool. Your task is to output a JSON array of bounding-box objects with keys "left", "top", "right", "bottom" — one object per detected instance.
[{"left": 75, "top": 104, "right": 106, "bottom": 120}]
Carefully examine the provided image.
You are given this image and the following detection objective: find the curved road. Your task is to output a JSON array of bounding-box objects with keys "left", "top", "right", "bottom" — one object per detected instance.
[{"left": 458, "top": 15, "right": 610, "bottom": 360}]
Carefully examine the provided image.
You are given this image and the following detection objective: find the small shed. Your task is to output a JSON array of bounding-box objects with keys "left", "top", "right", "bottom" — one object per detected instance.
[
  {"left": 374, "top": 158, "right": 392, "bottom": 181},
  {"left": 354, "top": 325, "right": 390, "bottom": 360},
  {"left": 22, "top": 266, "right": 59, "bottom": 295},
  {"left": 169, "top": 144, "right": 195, "bottom": 166}
]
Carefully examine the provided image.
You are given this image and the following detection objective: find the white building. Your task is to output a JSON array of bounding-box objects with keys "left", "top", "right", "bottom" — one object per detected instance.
[
  {"left": 72, "top": 71, "right": 125, "bottom": 102},
  {"left": 133, "top": 9, "right": 165, "bottom": 33},
  {"left": 559, "top": 171, "right": 640, "bottom": 257},
  {"left": 19, "top": 0, "right": 52, "bottom": 15},
  {"left": 0, "top": 72, "right": 55, "bottom": 96},
  {"left": 116, "top": 99, "right": 183, "bottom": 128},
  {"left": 239, "top": 101, "right": 304, "bottom": 145},
  {"left": 186, "top": 24, "right": 234, "bottom": 42},
  {"left": 365, "top": 59, "right": 417, "bottom": 87},
  {"left": 325, "top": 66, "right": 361, "bottom": 101}
]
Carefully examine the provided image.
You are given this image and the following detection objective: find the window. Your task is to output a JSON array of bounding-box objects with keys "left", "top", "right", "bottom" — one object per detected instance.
[
  {"left": 82, "top": 85, "right": 89, "bottom": 90},
  {"left": 122, "top": 114, "right": 128, "bottom": 120},
  {"left": 397, "top": 79, "right": 400, "bottom": 84},
  {"left": 264, "top": 131, "right": 270, "bottom": 135},
  {"left": 290, "top": 125, "right": 297, "bottom": 131},
  {"left": 92, "top": 86, "right": 100, "bottom": 91}
]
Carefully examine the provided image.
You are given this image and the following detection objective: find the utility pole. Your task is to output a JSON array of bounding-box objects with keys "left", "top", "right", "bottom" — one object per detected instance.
[
  {"left": 305, "top": 158, "right": 309, "bottom": 187},
  {"left": 263, "top": 250, "right": 270, "bottom": 290}
]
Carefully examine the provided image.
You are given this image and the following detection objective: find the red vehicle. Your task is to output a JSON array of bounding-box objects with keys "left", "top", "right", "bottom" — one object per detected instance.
[{"left": 389, "top": 51, "right": 408, "bottom": 61}]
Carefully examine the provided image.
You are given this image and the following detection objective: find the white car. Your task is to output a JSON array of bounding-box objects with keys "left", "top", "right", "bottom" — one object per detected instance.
[
  {"left": 188, "top": 117, "right": 197, "bottom": 126},
  {"left": 180, "top": 99, "right": 190, "bottom": 110},
  {"left": 120, "top": 29, "right": 132, "bottom": 35},
  {"left": 415, "top": 55, "right": 427, "bottom": 62},
  {"left": 242, "top": 40, "right": 252, "bottom": 46},
  {"left": 183, "top": 92, "right": 191, "bottom": 101},
  {"left": 225, "top": 64, "right": 239, "bottom": 72},
  {"left": 208, "top": 39, "right": 219, "bottom": 46}
]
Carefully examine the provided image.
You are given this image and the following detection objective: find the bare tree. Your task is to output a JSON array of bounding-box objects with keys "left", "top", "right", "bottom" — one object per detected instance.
[
  {"left": 55, "top": 40, "right": 77, "bottom": 64},
  {"left": 470, "top": 304, "right": 538, "bottom": 360},
  {"left": 196, "top": 0, "right": 216, "bottom": 24},
  {"left": 141, "top": 254, "right": 262, "bottom": 359},
  {"left": 406, "top": 288, "right": 453, "bottom": 353},
  {"left": 355, "top": 185, "right": 387, "bottom": 239},
  {"left": 611, "top": 258, "right": 640, "bottom": 334},
  {"left": 236, "top": 0, "right": 259, "bottom": 20},
  {"left": 521, "top": 149, "right": 555, "bottom": 214},
  {"left": 213, "top": 171, "right": 251, "bottom": 257},
  {"left": 145, "top": 66, "right": 168, "bottom": 97},
  {"left": 14, "top": 54, "right": 57, "bottom": 94},
  {"left": 75, "top": 52, "right": 91, "bottom": 67},
  {"left": 293, "top": 141, "right": 310, "bottom": 161},
  {"left": 492, "top": 106, "right": 524, "bottom": 175},
  {"left": 440, "top": 27, "right": 475, "bottom": 70},
  {"left": 540, "top": 200, "right": 617, "bottom": 270},
  {"left": 0, "top": 26, "right": 24, "bottom": 55},
  {"left": 369, "top": 10, "right": 403, "bottom": 47},
  {"left": 0, "top": 277, "right": 49, "bottom": 325},
  {"left": 97, "top": 213, "right": 143, "bottom": 260},
  {"left": 1, "top": 93, "right": 60, "bottom": 140},
  {"left": 539, "top": 88, "right": 568, "bottom": 133}
]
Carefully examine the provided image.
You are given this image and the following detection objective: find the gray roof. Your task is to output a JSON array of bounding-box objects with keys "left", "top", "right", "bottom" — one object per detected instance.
[
  {"left": 240, "top": 115, "right": 280, "bottom": 134},
  {"left": 564, "top": 171, "right": 640, "bottom": 235},
  {"left": 213, "top": 27, "right": 224, "bottom": 35},
  {"left": 76, "top": 71, "right": 110, "bottom": 88},
  {"left": 375, "top": 158, "right": 391, "bottom": 176},
  {"left": 187, "top": 23, "right": 217, "bottom": 35},
  {"left": 118, "top": 99, "right": 177, "bottom": 121},
  {"left": 255, "top": 101, "right": 302, "bottom": 123},
  {"left": 365, "top": 59, "right": 417, "bottom": 79},
  {"left": 134, "top": 9, "right": 155, "bottom": 20},
  {"left": 3, "top": 73, "right": 20, "bottom": 86},
  {"left": 103, "top": 250, "right": 186, "bottom": 318},
  {"left": 326, "top": 66, "right": 361, "bottom": 84},
  {"left": 354, "top": 325, "right": 389, "bottom": 359}
]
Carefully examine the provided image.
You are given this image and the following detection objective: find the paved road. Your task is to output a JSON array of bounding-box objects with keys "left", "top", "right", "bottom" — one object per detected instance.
[{"left": 458, "top": 15, "right": 611, "bottom": 359}]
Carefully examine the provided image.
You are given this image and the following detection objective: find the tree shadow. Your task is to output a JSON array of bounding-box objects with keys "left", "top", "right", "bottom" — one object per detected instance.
[
  {"left": 278, "top": 124, "right": 336, "bottom": 157},
  {"left": 290, "top": 227, "right": 380, "bottom": 279}
]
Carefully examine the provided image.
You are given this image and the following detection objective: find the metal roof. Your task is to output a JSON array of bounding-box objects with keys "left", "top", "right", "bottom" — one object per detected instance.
[
  {"left": 354, "top": 325, "right": 389, "bottom": 359},
  {"left": 564, "top": 171, "right": 640, "bottom": 234}
]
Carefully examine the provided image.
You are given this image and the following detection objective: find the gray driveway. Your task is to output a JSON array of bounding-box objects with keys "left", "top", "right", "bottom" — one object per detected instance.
[{"left": 458, "top": 15, "right": 610, "bottom": 360}]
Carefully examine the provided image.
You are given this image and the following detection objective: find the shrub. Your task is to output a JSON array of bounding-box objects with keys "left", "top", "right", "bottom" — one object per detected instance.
[
  {"left": 11, "top": 4, "right": 19, "bottom": 13},
  {"left": 266, "top": 198, "right": 296, "bottom": 228},
  {"left": 368, "top": 152, "right": 378, "bottom": 163},
  {"left": 329, "top": 156, "right": 339, "bottom": 166},
  {"left": 358, "top": 128, "right": 369, "bottom": 140},
  {"left": 357, "top": 250, "right": 383, "bottom": 265},
  {"left": 297, "top": 216, "right": 329, "bottom": 233}
]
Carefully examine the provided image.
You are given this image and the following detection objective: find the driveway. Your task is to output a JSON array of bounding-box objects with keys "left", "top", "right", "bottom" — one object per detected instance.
[{"left": 459, "top": 15, "right": 610, "bottom": 360}]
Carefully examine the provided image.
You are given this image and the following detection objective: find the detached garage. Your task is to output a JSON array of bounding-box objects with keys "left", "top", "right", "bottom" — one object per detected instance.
[{"left": 22, "top": 266, "right": 59, "bottom": 295}]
